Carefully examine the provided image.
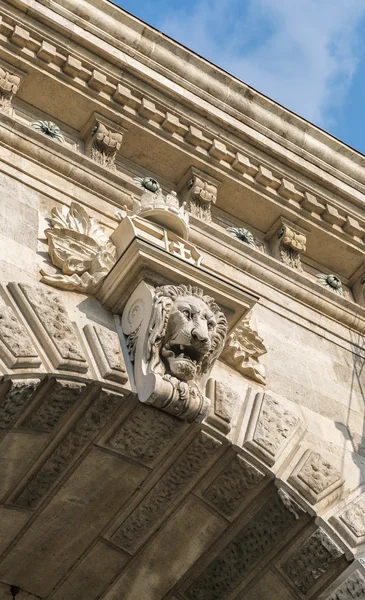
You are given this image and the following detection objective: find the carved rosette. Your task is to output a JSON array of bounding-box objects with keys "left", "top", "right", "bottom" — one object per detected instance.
[
  {"left": 0, "top": 66, "right": 21, "bottom": 115},
  {"left": 40, "top": 202, "right": 116, "bottom": 294},
  {"left": 121, "top": 282, "right": 227, "bottom": 421}
]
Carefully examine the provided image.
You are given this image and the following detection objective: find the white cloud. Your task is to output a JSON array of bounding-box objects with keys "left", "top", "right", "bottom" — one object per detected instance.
[{"left": 158, "top": 0, "right": 365, "bottom": 126}]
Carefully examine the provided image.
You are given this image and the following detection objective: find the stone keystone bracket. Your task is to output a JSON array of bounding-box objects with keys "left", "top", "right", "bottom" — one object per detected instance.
[
  {"left": 178, "top": 166, "right": 221, "bottom": 223},
  {"left": 81, "top": 112, "right": 126, "bottom": 171},
  {"left": 119, "top": 281, "right": 228, "bottom": 421},
  {"left": 266, "top": 216, "right": 308, "bottom": 272}
]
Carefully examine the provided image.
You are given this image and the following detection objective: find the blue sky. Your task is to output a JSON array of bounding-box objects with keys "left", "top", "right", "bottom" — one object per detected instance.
[{"left": 112, "top": 0, "right": 365, "bottom": 155}]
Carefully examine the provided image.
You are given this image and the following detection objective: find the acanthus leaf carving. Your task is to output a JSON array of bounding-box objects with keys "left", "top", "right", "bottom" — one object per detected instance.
[
  {"left": 178, "top": 167, "right": 221, "bottom": 223},
  {"left": 0, "top": 66, "right": 21, "bottom": 115},
  {"left": 40, "top": 202, "right": 116, "bottom": 294},
  {"left": 221, "top": 312, "right": 267, "bottom": 384},
  {"left": 268, "top": 219, "right": 307, "bottom": 272},
  {"left": 88, "top": 121, "right": 123, "bottom": 170},
  {"left": 121, "top": 281, "right": 228, "bottom": 421}
]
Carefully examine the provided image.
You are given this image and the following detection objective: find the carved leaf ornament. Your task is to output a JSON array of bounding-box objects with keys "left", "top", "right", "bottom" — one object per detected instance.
[{"left": 41, "top": 202, "right": 116, "bottom": 294}]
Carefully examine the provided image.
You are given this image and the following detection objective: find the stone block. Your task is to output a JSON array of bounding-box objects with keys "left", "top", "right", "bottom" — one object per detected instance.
[
  {"left": 37, "top": 41, "right": 57, "bottom": 63},
  {"left": 102, "top": 496, "right": 226, "bottom": 600},
  {"left": 63, "top": 55, "right": 82, "bottom": 77},
  {"left": 88, "top": 69, "right": 107, "bottom": 91},
  {"left": 0, "top": 448, "right": 148, "bottom": 597},
  {"left": 11, "top": 26, "right": 30, "bottom": 48},
  {"left": 49, "top": 541, "right": 128, "bottom": 600}
]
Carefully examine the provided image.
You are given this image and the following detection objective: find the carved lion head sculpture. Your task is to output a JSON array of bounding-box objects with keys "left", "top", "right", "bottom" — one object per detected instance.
[{"left": 147, "top": 285, "right": 228, "bottom": 385}]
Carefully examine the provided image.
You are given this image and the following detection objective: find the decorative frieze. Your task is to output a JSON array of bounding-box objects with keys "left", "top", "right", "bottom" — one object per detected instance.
[
  {"left": 1, "top": 11, "right": 365, "bottom": 256},
  {"left": 9, "top": 283, "right": 88, "bottom": 373},
  {"left": 221, "top": 313, "right": 267, "bottom": 384},
  {"left": 203, "top": 454, "right": 265, "bottom": 516},
  {"left": 0, "top": 66, "right": 20, "bottom": 115},
  {"left": 111, "top": 431, "right": 221, "bottom": 553},
  {"left": 40, "top": 202, "right": 116, "bottom": 295},
  {"left": 281, "top": 528, "right": 343, "bottom": 595}
]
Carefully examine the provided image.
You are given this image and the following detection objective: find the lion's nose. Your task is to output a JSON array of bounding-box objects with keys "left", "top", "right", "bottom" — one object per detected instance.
[{"left": 192, "top": 322, "right": 209, "bottom": 344}]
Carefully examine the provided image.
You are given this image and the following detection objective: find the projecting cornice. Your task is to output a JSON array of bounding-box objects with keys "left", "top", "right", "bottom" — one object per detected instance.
[{"left": 4, "top": 0, "right": 365, "bottom": 199}]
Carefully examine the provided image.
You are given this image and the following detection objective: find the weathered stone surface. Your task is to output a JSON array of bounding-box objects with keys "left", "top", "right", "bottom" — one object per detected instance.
[
  {"left": 9, "top": 283, "right": 88, "bottom": 372},
  {"left": 0, "top": 379, "right": 39, "bottom": 429},
  {"left": 21, "top": 379, "right": 84, "bottom": 432},
  {"left": 0, "top": 431, "right": 47, "bottom": 499},
  {"left": 186, "top": 491, "right": 302, "bottom": 600},
  {"left": 290, "top": 449, "right": 344, "bottom": 504},
  {"left": 111, "top": 432, "right": 222, "bottom": 553},
  {"left": 246, "top": 394, "right": 302, "bottom": 466},
  {"left": 203, "top": 455, "right": 265, "bottom": 516},
  {"left": 324, "top": 570, "right": 365, "bottom": 599},
  {"left": 282, "top": 528, "right": 343, "bottom": 594},
  {"left": 15, "top": 389, "right": 124, "bottom": 507},
  {"left": 106, "top": 403, "right": 183, "bottom": 467},
  {"left": 49, "top": 541, "right": 128, "bottom": 600},
  {"left": 298, "top": 452, "right": 342, "bottom": 494},
  {"left": 0, "top": 448, "right": 148, "bottom": 597},
  {"left": 102, "top": 496, "right": 226, "bottom": 600},
  {"left": 340, "top": 496, "right": 365, "bottom": 538},
  {"left": 0, "top": 507, "right": 30, "bottom": 555},
  {"left": 0, "top": 303, "right": 41, "bottom": 369},
  {"left": 214, "top": 380, "right": 238, "bottom": 424},
  {"left": 205, "top": 379, "right": 240, "bottom": 433},
  {"left": 84, "top": 324, "right": 128, "bottom": 383}
]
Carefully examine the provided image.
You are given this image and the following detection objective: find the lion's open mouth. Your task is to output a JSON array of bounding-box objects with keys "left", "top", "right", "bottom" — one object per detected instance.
[{"left": 162, "top": 344, "right": 204, "bottom": 365}]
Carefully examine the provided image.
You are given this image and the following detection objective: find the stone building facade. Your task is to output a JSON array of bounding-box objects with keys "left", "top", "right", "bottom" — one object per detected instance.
[{"left": 0, "top": 1, "right": 364, "bottom": 598}]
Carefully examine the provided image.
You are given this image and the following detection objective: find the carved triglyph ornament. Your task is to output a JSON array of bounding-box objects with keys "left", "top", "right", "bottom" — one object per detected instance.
[
  {"left": 121, "top": 282, "right": 228, "bottom": 421},
  {"left": 41, "top": 202, "right": 116, "bottom": 294},
  {"left": 222, "top": 313, "right": 267, "bottom": 384}
]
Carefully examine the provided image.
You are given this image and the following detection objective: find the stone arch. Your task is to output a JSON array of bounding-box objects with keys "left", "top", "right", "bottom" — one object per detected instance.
[{"left": 0, "top": 281, "right": 363, "bottom": 599}]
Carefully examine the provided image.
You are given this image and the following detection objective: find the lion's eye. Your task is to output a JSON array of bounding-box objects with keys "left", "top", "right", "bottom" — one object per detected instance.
[
  {"left": 182, "top": 309, "right": 191, "bottom": 319},
  {"left": 207, "top": 321, "right": 214, "bottom": 331}
]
